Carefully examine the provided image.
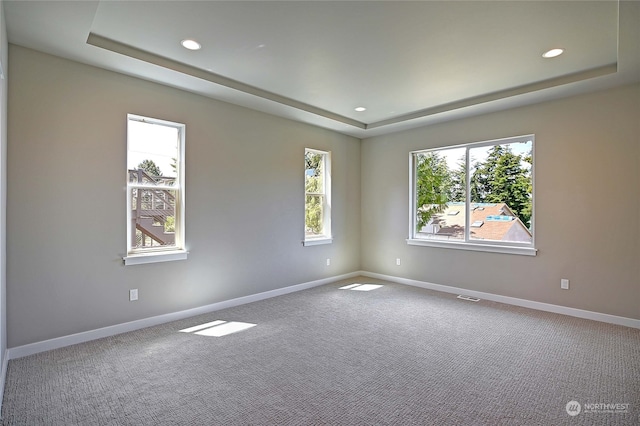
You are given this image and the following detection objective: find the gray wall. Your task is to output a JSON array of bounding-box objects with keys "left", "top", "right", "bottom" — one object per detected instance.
[
  {"left": 7, "top": 44, "right": 640, "bottom": 350},
  {"left": 361, "top": 83, "right": 640, "bottom": 320},
  {"left": 0, "top": 1, "right": 7, "bottom": 363},
  {"left": 7, "top": 46, "right": 361, "bottom": 348}
]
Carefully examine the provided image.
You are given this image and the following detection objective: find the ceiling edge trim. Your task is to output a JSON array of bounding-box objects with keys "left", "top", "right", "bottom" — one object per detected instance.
[
  {"left": 367, "top": 63, "right": 618, "bottom": 129},
  {"left": 86, "top": 33, "right": 618, "bottom": 134},
  {"left": 86, "top": 32, "right": 367, "bottom": 130}
]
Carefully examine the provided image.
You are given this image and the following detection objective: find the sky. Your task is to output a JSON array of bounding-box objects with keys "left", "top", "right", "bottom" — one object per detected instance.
[
  {"left": 128, "top": 120, "right": 179, "bottom": 178},
  {"left": 438, "top": 140, "right": 533, "bottom": 171}
]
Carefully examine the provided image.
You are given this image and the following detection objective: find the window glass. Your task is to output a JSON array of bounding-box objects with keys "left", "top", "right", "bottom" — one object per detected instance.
[
  {"left": 411, "top": 136, "right": 533, "bottom": 249},
  {"left": 414, "top": 147, "right": 466, "bottom": 241},
  {"left": 127, "top": 115, "right": 185, "bottom": 255},
  {"left": 305, "top": 149, "right": 331, "bottom": 242},
  {"left": 468, "top": 142, "right": 533, "bottom": 243}
]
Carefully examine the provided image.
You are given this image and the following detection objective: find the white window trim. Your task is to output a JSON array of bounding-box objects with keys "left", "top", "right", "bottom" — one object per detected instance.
[
  {"left": 406, "top": 238, "right": 537, "bottom": 256},
  {"left": 302, "top": 238, "right": 333, "bottom": 247},
  {"left": 408, "top": 134, "right": 536, "bottom": 256},
  {"left": 124, "top": 250, "right": 189, "bottom": 266},
  {"left": 124, "top": 114, "right": 188, "bottom": 265},
  {"left": 304, "top": 148, "right": 332, "bottom": 245}
]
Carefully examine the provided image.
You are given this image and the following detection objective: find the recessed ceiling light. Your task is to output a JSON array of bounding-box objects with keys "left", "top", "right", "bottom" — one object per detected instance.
[
  {"left": 181, "top": 39, "right": 201, "bottom": 50},
  {"left": 354, "top": 106, "right": 367, "bottom": 112},
  {"left": 542, "top": 48, "right": 564, "bottom": 58}
]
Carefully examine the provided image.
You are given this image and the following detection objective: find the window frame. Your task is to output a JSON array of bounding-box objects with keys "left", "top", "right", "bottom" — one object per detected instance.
[
  {"left": 124, "top": 114, "right": 188, "bottom": 265},
  {"left": 303, "top": 148, "right": 332, "bottom": 246},
  {"left": 407, "top": 135, "right": 536, "bottom": 256}
]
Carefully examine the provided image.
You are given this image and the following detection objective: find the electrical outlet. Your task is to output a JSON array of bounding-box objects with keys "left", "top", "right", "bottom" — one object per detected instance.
[
  {"left": 396, "top": 258, "right": 401, "bottom": 266},
  {"left": 326, "top": 258, "right": 331, "bottom": 266},
  {"left": 129, "top": 289, "right": 138, "bottom": 301},
  {"left": 561, "top": 279, "right": 569, "bottom": 290}
]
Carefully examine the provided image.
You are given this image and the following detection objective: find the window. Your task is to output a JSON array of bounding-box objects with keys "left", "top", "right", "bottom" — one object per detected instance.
[
  {"left": 304, "top": 149, "right": 332, "bottom": 246},
  {"left": 125, "top": 115, "right": 187, "bottom": 265},
  {"left": 408, "top": 135, "right": 536, "bottom": 256}
]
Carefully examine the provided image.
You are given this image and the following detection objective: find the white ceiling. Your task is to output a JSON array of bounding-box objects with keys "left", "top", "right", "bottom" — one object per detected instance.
[{"left": 5, "top": 1, "right": 639, "bottom": 138}]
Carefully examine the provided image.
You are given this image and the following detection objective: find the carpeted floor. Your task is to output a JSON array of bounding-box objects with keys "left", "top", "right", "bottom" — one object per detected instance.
[{"left": 2, "top": 277, "right": 639, "bottom": 425}]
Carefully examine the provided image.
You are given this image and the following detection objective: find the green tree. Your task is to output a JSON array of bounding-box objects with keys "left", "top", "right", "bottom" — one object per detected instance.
[
  {"left": 415, "top": 152, "right": 451, "bottom": 230},
  {"left": 448, "top": 156, "right": 466, "bottom": 203},
  {"left": 137, "top": 159, "right": 162, "bottom": 177},
  {"left": 470, "top": 145, "right": 505, "bottom": 203},
  {"left": 470, "top": 145, "right": 532, "bottom": 227},
  {"left": 519, "top": 152, "right": 533, "bottom": 226},
  {"left": 164, "top": 215, "right": 175, "bottom": 233}
]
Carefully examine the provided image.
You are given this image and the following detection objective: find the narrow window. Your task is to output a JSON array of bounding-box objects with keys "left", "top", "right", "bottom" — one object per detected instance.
[
  {"left": 304, "top": 149, "right": 332, "bottom": 245},
  {"left": 409, "top": 135, "right": 535, "bottom": 255},
  {"left": 125, "top": 115, "right": 186, "bottom": 264}
]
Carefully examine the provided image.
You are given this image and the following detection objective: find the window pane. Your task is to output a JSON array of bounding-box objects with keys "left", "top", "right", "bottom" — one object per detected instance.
[
  {"left": 468, "top": 141, "right": 532, "bottom": 243},
  {"left": 131, "top": 188, "right": 177, "bottom": 249},
  {"left": 305, "top": 194, "right": 324, "bottom": 237},
  {"left": 305, "top": 151, "right": 324, "bottom": 193},
  {"left": 127, "top": 115, "right": 185, "bottom": 257},
  {"left": 128, "top": 120, "right": 178, "bottom": 180},
  {"left": 414, "top": 148, "right": 466, "bottom": 241}
]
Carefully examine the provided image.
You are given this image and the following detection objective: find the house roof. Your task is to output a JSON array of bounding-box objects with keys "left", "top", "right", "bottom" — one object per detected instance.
[{"left": 431, "top": 203, "right": 531, "bottom": 242}]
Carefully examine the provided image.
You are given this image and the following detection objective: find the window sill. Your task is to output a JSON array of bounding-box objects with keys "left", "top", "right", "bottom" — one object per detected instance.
[
  {"left": 406, "top": 239, "right": 537, "bottom": 256},
  {"left": 123, "top": 250, "right": 189, "bottom": 266},
  {"left": 303, "top": 238, "right": 333, "bottom": 247}
]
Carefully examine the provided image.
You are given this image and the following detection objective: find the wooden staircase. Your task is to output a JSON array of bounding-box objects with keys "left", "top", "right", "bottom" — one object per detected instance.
[
  {"left": 135, "top": 217, "right": 175, "bottom": 246},
  {"left": 129, "top": 169, "right": 176, "bottom": 247}
]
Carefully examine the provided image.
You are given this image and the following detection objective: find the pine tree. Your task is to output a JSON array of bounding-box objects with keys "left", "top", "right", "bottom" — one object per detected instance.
[
  {"left": 470, "top": 145, "right": 532, "bottom": 227},
  {"left": 470, "top": 145, "right": 505, "bottom": 203},
  {"left": 448, "top": 157, "right": 466, "bottom": 202}
]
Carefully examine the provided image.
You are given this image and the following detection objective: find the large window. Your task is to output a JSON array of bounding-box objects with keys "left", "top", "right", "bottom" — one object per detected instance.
[
  {"left": 125, "top": 114, "right": 186, "bottom": 265},
  {"left": 304, "top": 148, "right": 332, "bottom": 246},
  {"left": 409, "top": 135, "right": 535, "bottom": 255}
]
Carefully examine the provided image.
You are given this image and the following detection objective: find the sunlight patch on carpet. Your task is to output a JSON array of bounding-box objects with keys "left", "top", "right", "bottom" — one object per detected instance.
[
  {"left": 339, "top": 283, "right": 384, "bottom": 291},
  {"left": 179, "top": 320, "right": 227, "bottom": 333},
  {"left": 180, "top": 321, "right": 256, "bottom": 337}
]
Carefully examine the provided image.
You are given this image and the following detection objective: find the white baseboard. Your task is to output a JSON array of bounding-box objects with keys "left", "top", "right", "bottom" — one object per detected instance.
[
  {"left": 0, "top": 349, "right": 7, "bottom": 413},
  {"left": 7, "top": 271, "right": 360, "bottom": 360},
  {"left": 7, "top": 269, "right": 638, "bottom": 361},
  {"left": 359, "top": 271, "right": 640, "bottom": 329}
]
